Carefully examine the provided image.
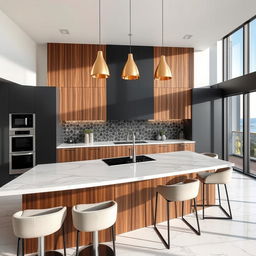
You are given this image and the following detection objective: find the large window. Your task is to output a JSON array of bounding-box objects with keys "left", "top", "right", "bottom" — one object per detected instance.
[
  {"left": 250, "top": 92, "right": 256, "bottom": 175},
  {"left": 228, "top": 28, "right": 244, "bottom": 79},
  {"left": 228, "top": 95, "right": 243, "bottom": 170},
  {"left": 249, "top": 19, "right": 256, "bottom": 72},
  {"left": 224, "top": 16, "right": 256, "bottom": 178}
]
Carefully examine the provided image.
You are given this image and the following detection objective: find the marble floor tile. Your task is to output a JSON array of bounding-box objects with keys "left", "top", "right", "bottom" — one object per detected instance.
[{"left": 0, "top": 172, "right": 255, "bottom": 256}]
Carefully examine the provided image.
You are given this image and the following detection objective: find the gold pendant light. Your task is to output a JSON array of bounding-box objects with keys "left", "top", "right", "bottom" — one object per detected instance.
[
  {"left": 91, "top": 0, "right": 110, "bottom": 79},
  {"left": 154, "top": 0, "right": 172, "bottom": 80},
  {"left": 122, "top": 0, "right": 140, "bottom": 80}
]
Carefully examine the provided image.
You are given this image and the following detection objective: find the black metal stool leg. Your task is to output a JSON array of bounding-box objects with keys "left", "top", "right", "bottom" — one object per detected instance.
[
  {"left": 166, "top": 201, "right": 170, "bottom": 249},
  {"left": 111, "top": 225, "right": 116, "bottom": 256},
  {"left": 181, "top": 200, "right": 200, "bottom": 235},
  {"left": 62, "top": 225, "right": 66, "bottom": 256},
  {"left": 196, "top": 183, "right": 232, "bottom": 220},
  {"left": 21, "top": 239, "right": 24, "bottom": 256},
  {"left": 225, "top": 184, "right": 232, "bottom": 219},
  {"left": 217, "top": 184, "right": 221, "bottom": 206},
  {"left": 153, "top": 192, "right": 170, "bottom": 249},
  {"left": 76, "top": 230, "right": 80, "bottom": 256},
  {"left": 202, "top": 183, "right": 205, "bottom": 219},
  {"left": 17, "top": 238, "right": 20, "bottom": 256}
]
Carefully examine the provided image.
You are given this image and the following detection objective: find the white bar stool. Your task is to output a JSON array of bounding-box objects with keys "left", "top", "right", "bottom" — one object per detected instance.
[
  {"left": 154, "top": 179, "right": 200, "bottom": 249},
  {"left": 197, "top": 167, "right": 232, "bottom": 219},
  {"left": 72, "top": 201, "right": 117, "bottom": 256},
  {"left": 201, "top": 152, "right": 218, "bottom": 159},
  {"left": 12, "top": 206, "right": 67, "bottom": 256}
]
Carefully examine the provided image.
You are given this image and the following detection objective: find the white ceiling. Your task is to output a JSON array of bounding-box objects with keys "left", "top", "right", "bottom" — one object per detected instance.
[{"left": 0, "top": 0, "right": 256, "bottom": 50}]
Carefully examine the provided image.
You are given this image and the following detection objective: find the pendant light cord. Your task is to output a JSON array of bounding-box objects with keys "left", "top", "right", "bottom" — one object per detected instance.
[
  {"left": 162, "top": 0, "right": 164, "bottom": 47},
  {"left": 99, "top": 0, "right": 101, "bottom": 45},
  {"left": 129, "top": 0, "right": 132, "bottom": 53}
]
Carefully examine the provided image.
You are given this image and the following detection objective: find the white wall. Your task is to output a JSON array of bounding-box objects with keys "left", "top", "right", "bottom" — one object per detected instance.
[
  {"left": 194, "top": 41, "right": 223, "bottom": 88},
  {"left": 36, "top": 44, "right": 47, "bottom": 86},
  {"left": 0, "top": 10, "right": 36, "bottom": 85}
]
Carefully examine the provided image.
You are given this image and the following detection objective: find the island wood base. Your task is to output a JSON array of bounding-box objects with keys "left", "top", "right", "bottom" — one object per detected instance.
[{"left": 22, "top": 173, "right": 215, "bottom": 254}]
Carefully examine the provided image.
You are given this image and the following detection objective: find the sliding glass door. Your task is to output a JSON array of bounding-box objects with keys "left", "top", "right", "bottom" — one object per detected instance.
[
  {"left": 227, "top": 95, "right": 244, "bottom": 170},
  {"left": 249, "top": 92, "right": 256, "bottom": 176}
]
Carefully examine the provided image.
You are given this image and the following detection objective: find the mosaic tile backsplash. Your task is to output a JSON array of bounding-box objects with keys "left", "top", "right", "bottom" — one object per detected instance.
[{"left": 62, "top": 120, "right": 183, "bottom": 143}]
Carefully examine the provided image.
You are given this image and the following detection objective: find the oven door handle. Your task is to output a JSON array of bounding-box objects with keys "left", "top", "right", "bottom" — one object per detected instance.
[
  {"left": 25, "top": 118, "right": 28, "bottom": 126},
  {"left": 11, "top": 152, "right": 34, "bottom": 156}
]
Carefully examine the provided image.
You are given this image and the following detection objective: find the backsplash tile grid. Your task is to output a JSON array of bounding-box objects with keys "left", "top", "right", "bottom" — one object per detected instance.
[{"left": 62, "top": 121, "right": 183, "bottom": 143}]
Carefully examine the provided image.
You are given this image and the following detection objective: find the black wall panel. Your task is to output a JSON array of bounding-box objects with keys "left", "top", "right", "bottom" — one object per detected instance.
[
  {"left": 35, "top": 87, "right": 57, "bottom": 164},
  {"left": 186, "top": 87, "right": 224, "bottom": 158},
  {"left": 107, "top": 45, "right": 154, "bottom": 120},
  {"left": 0, "top": 81, "right": 57, "bottom": 186}
]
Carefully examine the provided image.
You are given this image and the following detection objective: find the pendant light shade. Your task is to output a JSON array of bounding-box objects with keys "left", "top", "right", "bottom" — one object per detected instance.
[
  {"left": 122, "top": 53, "right": 140, "bottom": 80},
  {"left": 154, "top": 55, "right": 172, "bottom": 80},
  {"left": 91, "top": 51, "right": 110, "bottom": 79},
  {"left": 121, "top": 0, "right": 139, "bottom": 80},
  {"left": 91, "top": 0, "right": 109, "bottom": 79},
  {"left": 154, "top": 0, "right": 172, "bottom": 81}
]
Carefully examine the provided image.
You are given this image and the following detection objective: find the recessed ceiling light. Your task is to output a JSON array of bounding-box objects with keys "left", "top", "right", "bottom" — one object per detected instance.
[
  {"left": 59, "top": 29, "right": 70, "bottom": 35},
  {"left": 183, "top": 34, "right": 192, "bottom": 40}
]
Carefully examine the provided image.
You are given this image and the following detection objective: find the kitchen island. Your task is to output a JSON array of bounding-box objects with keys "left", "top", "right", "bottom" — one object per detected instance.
[{"left": 0, "top": 151, "right": 234, "bottom": 254}]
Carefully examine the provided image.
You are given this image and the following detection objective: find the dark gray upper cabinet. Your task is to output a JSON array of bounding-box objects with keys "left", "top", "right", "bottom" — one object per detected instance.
[
  {"left": 8, "top": 84, "right": 35, "bottom": 113},
  {"left": 106, "top": 45, "right": 154, "bottom": 120}
]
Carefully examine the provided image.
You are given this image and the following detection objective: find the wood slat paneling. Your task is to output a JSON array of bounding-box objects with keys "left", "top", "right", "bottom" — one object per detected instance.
[
  {"left": 48, "top": 43, "right": 107, "bottom": 121},
  {"left": 23, "top": 171, "right": 214, "bottom": 254},
  {"left": 154, "top": 47, "right": 194, "bottom": 89},
  {"left": 59, "top": 87, "right": 106, "bottom": 121},
  {"left": 48, "top": 43, "right": 106, "bottom": 88},
  {"left": 154, "top": 88, "right": 192, "bottom": 120},
  {"left": 153, "top": 47, "right": 193, "bottom": 121}
]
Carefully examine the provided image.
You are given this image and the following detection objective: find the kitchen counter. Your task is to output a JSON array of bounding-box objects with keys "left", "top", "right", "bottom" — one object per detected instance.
[
  {"left": 57, "top": 139, "right": 195, "bottom": 149},
  {"left": 0, "top": 151, "right": 233, "bottom": 197}
]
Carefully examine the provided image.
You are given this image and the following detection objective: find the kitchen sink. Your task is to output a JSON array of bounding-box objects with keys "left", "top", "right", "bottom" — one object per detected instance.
[
  {"left": 102, "top": 155, "right": 155, "bottom": 166},
  {"left": 113, "top": 141, "right": 148, "bottom": 144}
]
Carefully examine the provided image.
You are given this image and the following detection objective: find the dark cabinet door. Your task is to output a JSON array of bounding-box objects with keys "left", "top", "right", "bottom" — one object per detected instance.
[
  {"left": 107, "top": 45, "right": 154, "bottom": 120},
  {"left": 8, "top": 84, "right": 35, "bottom": 113},
  {"left": 35, "top": 87, "right": 57, "bottom": 164}
]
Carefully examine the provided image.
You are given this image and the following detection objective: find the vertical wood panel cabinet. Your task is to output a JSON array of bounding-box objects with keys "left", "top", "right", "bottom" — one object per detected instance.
[
  {"left": 47, "top": 43, "right": 193, "bottom": 122},
  {"left": 153, "top": 47, "right": 193, "bottom": 121},
  {"left": 57, "top": 143, "right": 195, "bottom": 162},
  {"left": 47, "top": 43, "right": 107, "bottom": 121}
]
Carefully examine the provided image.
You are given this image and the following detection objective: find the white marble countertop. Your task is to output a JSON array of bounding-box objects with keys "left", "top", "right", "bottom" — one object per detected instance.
[
  {"left": 0, "top": 151, "right": 233, "bottom": 197},
  {"left": 57, "top": 139, "right": 195, "bottom": 149}
]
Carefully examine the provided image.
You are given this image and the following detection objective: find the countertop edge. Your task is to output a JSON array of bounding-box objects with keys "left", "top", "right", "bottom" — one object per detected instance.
[
  {"left": 57, "top": 140, "right": 196, "bottom": 149},
  {"left": 0, "top": 162, "right": 234, "bottom": 197}
]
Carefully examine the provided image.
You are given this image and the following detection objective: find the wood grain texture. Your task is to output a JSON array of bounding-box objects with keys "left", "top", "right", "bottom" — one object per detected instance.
[
  {"left": 57, "top": 143, "right": 195, "bottom": 163},
  {"left": 59, "top": 87, "right": 106, "bottom": 121},
  {"left": 154, "top": 47, "right": 194, "bottom": 89},
  {"left": 47, "top": 43, "right": 107, "bottom": 121},
  {"left": 22, "top": 171, "right": 214, "bottom": 254},
  {"left": 48, "top": 43, "right": 106, "bottom": 88},
  {"left": 153, "top": 47, "right": 193, "bottom": 121}
]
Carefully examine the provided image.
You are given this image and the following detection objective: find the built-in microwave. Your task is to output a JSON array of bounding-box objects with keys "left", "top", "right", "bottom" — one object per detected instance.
[{"left": 9, "top": 113, "right": 35, "bottom": 130}]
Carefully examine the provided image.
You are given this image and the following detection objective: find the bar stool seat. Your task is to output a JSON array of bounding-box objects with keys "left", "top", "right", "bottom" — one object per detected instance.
[
  {"left": 12, "top": 206, "right": 67, "bottom": 256},
  {"left": 154, "top": 179, "right": 200, "bottom": 249},
  {"left": 201, "top": 152, "right": 218, "bottom": 158},
  {"left": 197, "top": 167, "right": 233, "bottom": 219},
  {"left": 72, "top": 201, "right": 117, "bottom": 256}
]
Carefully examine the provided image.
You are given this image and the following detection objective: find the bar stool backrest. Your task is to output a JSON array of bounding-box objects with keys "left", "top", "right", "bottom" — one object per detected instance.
[
  {"left": 72, "top": 201, "right": 117, "bottom": 232},
  {"left": 157, "top": 179, "right": 200, "bottom": 202},
  {"left": 204, "top": 167, "right": 232, "bottom": 184},
  {"left": 12, "top": 206, "right": 67, "bottom": 239}
]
